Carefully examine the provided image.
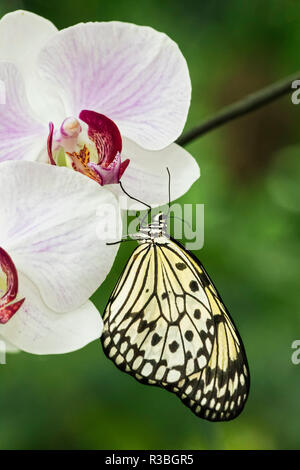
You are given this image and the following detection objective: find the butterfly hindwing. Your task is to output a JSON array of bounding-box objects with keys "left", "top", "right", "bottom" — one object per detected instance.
[
  {"left": 176, "top": 306, "right": 250, "bottom": 421},
  {"left": 166, "top": 243, "right": 250, "bottom": 421}
]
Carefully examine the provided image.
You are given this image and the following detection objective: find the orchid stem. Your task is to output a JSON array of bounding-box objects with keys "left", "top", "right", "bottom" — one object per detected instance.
[{"left": 177, "top": 71, "right": 300, "bottom": 146}]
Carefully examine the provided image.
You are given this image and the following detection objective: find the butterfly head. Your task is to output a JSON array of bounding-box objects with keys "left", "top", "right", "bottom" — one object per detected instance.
[{"left": 138, "top": 212, "right": 168, "bottom": 241}]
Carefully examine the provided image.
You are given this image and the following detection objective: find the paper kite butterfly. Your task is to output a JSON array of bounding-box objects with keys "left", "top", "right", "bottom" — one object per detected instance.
[{"left": 101, "top": 181, "right": 250, "bottom": 422}]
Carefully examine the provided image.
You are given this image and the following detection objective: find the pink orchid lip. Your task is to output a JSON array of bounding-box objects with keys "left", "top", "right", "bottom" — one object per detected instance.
[
  {"left": 79, "top": 109, "right": 123, "bottom": 166},
  {"left": 88, "top": 152, "right": 130, "bottom": 186},
  {"left": 0, "top": 247, "right": 25, "bottom": 324},
  {"left": 47, "top": 110, "right": 130, "bottom": 185},
  {"left": 79, "top": 109, "right": 130, "bottom": 184}
]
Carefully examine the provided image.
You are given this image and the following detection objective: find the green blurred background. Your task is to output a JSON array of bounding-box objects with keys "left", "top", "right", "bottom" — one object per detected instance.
[{"left": 1, "top": 0, "right": 300, "bottom": 450}]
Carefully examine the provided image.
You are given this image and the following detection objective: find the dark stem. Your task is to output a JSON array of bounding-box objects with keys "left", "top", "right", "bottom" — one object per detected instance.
[{"left": 177, "top": 71, "right": 300, "bottom": 146}]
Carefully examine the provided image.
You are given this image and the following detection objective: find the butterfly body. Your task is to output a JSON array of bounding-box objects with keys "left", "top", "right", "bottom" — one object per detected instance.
[{"left": 102, "top": 213, "right": 250, "bottom": 421}]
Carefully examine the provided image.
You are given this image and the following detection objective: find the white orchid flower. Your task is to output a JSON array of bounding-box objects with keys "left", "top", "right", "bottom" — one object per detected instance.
[
  {"left": 0, "top": 10, "right": 200, "bottom": 206},
  {"left": 0, "top": 161, "right": 120, "bottom": 354}
]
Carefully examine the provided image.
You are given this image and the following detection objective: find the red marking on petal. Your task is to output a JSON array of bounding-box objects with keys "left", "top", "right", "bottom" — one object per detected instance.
[
  {"left": 79, "top": 110, "right": 122, "bottom": 166},
  {"left": 0, "top": 247, "right": 25, "bottom": 323},
  {"left": 119, "top": 158, "right": 130, "bottom": 179},
  {"left": 0, "top": 247, "right": 18, "bottom": 307},
  {"left": 47, "top": 122, "right": 56, "bottom": 165},
  {"left": 0, "top": 298, "right": 25, "bottom": 324},
  {"left": 67, "top": 146, "right": 102, "bottom": 184}
]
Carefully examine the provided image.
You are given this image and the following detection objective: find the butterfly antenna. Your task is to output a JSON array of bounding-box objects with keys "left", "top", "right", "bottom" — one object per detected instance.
[
  {"left": 165, "top": 167, "right": 172, "bottom": 219},
  {"left": 169, "top": 215, "right": 192, "bottom": 229},
  {"left": 167, "top": 167, "right": 171, "bottom": 209},
  {"left": 106, "top": 238, "right": 137, "bottom": 246},
  {"left": 165, "top": 169, "right": 190, "bottom": 230},
  {"left": 119, "top": 182, "right": 151, "bottom": 211}
]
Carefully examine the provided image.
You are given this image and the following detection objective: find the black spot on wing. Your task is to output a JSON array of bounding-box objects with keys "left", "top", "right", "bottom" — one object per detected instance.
[
  {"left": 169, "top": 341, "right": 179, "bottom": 353},
  {"left": 189, "top": 280, "right": 199, "bottom": 292},
  {"left": 175, "top": 262, "right": 187, "bottom": 271},
  {"left": 184, "top": 330, "right": 194, "bottom": 342},
  {"left": 199, "top": 273, "right": 210, "bottom": 288},
  {"left": 194, "top": 309, "right": 201, "bottom": 319},
  {"left": 137, "top": 319, "right": 148, "bottom": 333},
  {"left": 151, "top": 333, "right": 162, "bottom": 346},
  {"left": 214, "top": 314, "right": 225, "bottom": 324}
]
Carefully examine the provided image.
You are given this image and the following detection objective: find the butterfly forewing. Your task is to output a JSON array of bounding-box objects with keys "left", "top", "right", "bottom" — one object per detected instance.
[
  {"left": 101, "top": 236, "right": 250, "bottom": 422},
  {"left": 102, "top": 239, "right": 215, "bottom": 385}
]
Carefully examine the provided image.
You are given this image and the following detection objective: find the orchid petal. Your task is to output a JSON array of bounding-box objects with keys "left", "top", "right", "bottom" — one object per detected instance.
[
  {"left": 0, "top": 161, "right": 121, "bottom": 313},
  {"left": 0, "top": 10, "right": 63, "bottom": 124},
  {"left": 0, "top": 273, "right": 102, "bottom": 354},
  {"left": 0, "top": 62, "right": 46, "bottom": 162},
  {"left": 115, "top": 138, "right": 200, "bottom": 209},
  {"left": 0, "top": 10, "right": 57, "bottom": 77},
  {"left": 37, "top": 21, "right": 191, "bottom": 150}
]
